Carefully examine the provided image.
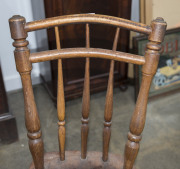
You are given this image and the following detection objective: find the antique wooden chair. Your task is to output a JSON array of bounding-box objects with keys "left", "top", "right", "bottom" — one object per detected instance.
[{"left": 9, "top": 14, "right": 166, "bottom": 169}]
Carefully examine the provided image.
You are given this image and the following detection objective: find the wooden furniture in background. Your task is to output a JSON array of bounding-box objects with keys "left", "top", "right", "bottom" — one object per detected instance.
[
  {"left": 43, "top": 0, "right": 132, "bottom": 100},
  {"left": 0, "top": 65, "right": 18, "bottom": 144},
  {"left": 9, "top": 14, "right": 166, "bottom": 169}
]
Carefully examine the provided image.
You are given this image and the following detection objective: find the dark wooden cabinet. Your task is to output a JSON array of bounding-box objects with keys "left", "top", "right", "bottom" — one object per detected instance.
[
  {"left": 0, "top": 65, "right": 18, "bottom": 144},
  {"left": 43, "top": 0, "right": 132, "bottom": 100}
]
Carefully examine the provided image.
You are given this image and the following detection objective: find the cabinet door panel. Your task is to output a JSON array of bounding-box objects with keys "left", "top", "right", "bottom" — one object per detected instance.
[{"left": 43, "top": 0, "right": 131, "bottom": 100}]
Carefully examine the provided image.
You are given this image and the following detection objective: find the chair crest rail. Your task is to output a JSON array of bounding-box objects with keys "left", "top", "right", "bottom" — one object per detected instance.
[
  {"left": 24, "top": 14, "right": 151, "bottom": 35},
  {"left": 29, "top": 48, "right": 145, "bottom": 65}
]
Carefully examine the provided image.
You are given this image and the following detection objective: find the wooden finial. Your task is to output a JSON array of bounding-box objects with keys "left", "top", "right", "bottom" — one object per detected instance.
[
  {"left": 9, "top": 15, "right": 27, "bottom": 40},
  {"left": 148, "top": 17, "right": 167, "bottom": 43}
]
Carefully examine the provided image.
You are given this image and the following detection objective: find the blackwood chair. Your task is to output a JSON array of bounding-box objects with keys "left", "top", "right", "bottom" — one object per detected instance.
[{"left": 9, "top": 14, "right": 166, "bottom": 169}]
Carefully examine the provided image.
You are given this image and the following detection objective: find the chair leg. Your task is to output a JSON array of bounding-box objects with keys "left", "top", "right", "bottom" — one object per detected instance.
[
  {"left": 123, "top": 18, "right": 167, "bottom": 169},
  {"left": 123, "top": 73, "right": 152, "bottom": 169},
  {"left": 29, "top": 136, "right": 44, "bottom": 169},
  {"left": 21, "top": 72, "right": 44, "bottom": 169}
]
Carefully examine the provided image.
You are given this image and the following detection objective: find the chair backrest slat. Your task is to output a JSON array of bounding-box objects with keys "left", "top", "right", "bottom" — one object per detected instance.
[
  {"left": 81, "top": 24, "right": 90, "bottom": 159},
  {"left": 112, "top": 28, "right": 120, "bottom": 51},
  {"left": 29, "top": 48, "right": 145, "bottom": 65},
  {"left": 55, "top": 26, "right": 66, "bottom": 161},
  {"left": 24, "top": 14, "right": 151, "bottom": 35},
  {"left": 86, "top": 23, "right": 90, "bottom": 48},
  {"left": 103, "top": 27, "right": 120, "bottom": 161}
]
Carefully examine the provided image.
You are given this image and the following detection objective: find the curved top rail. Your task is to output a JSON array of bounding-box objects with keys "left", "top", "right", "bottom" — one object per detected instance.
[
  {"left": 25, "top": 14, "right": 151, "bottom": 35},
  {"left": 29, "top": 48, "right": 145, "bottom": 65}
]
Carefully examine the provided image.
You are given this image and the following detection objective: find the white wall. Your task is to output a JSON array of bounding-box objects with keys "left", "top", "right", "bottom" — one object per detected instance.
[
  {"left": 131, "top": 0, "right": 139, "bottom": 22},
  {"left": 128, "top": 0, "right": 139, "bottom": 78},
  {"left": 152, "top": 0, "right": 180, "bottom": 29},
  {"left": 0, "top": 0, "right": 41, "bottom": 91},
  {"left": 31, "top": 0, "right": 51, "bottom": 82},
  {"left": 0, "top": 0, "right": 138, "bottom": 91}
]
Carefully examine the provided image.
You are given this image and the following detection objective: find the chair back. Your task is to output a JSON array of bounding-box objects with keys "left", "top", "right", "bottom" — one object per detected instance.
[{"left": 9, "top": 14, "right": 166, "bottom": 169}]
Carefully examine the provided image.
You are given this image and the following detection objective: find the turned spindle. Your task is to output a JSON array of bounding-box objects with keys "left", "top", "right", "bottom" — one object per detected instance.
[
  {"left": 81, "top": 23, "right": 90, "bottom": 159},
  {"left": 103, "top": 27, "right": 120, "bottom": 161},
  {"left": 123, "top": 18, "right": 167, "bottom": 169},
  {"left": 9, "top": 15, "right": 44, "bottom": 169},
  {"left": 55, "top": 26, "right": 66, "bottom": 161}
]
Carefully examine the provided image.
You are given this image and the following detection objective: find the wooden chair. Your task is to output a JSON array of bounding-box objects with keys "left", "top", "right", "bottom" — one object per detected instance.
[{"left": 9, "top": 14, "right": 166, "bottom": 169}]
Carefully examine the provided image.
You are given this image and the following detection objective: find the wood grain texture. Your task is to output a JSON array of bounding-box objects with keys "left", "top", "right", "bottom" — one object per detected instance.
[
  {"left": 19, "top": 72, "right": 44, "bottom": 169},
  {"left": 103, "top": 28, "right": 120, "bottom": 161},
  {"left": 30, "top": 48, "right": 145, "bottom": 65},
  {"left": 21, "top": 73, "right": 44, "bottom": 169},
  {"left": 123, "top": 18, "right": 167, "bottom": 169},
  {"left": 55, "top": 26, "right": 66, "bottom": 161},
  {"left": 25, "top": 14, "right": 151, "bottom": 35},
  {"left": 9, "top": 14, "right": 166, "bottom": 169},
  {"left": 9, "top": 15, "right": 44, "bottom": 169},
  {"left": 81, "top": 24, "right": 90, "bottom": 159}
]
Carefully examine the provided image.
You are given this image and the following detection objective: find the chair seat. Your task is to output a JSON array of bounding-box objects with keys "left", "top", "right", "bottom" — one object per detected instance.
[{"left": 29, "top": 151, "right": 135, "bottom": 169}]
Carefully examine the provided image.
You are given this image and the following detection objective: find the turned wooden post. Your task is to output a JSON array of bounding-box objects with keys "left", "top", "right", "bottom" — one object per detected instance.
[
  {"left": 9, "top": 15, "right": 44, "bottom": 169},
  {"left": 55, "top": 26, "right": 66, "bottom": 161},
  {"left": 81, "top": 24, "right": 90, "bottom": 159},
  {"left": 103, "top": 27, "right": 120, "bottom": 161},
  {"left": 123, "top": 18, "right": 167, "bottom": 169}
]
